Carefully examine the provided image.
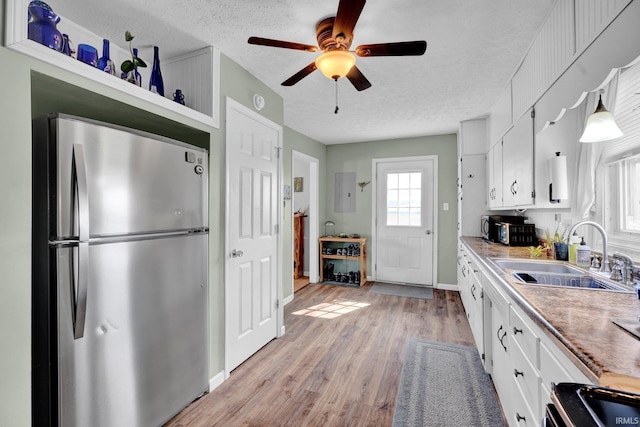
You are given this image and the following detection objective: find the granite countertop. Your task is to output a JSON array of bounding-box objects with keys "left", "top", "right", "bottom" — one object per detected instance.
[{"left": 461, "top": 236, "right": 640, "bottom": 393}]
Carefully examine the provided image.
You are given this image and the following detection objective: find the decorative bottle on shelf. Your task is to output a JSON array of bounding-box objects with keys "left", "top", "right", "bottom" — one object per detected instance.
[
  {"left": 97, "top": 39, "right": 116, "bottom": 75},
  {"left": 126, "top": 48, "right": 142, "bottom": 86},
  {"left": 61, "top": 33, "right": 71, "bottom": 56},
  {"left": 149, "top": 46, "right": 164, "bottom": 96},
  {"left": 27, "top": 0, "right": 63, "bottom": 52},
  {"left": 173, "top": 89, "right": 185, "bottom": 105}
]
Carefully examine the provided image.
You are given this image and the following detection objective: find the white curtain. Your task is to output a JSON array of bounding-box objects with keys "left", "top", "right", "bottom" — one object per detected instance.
[{"left": 573, "top": 72, "right": 620, "bottom": 219}]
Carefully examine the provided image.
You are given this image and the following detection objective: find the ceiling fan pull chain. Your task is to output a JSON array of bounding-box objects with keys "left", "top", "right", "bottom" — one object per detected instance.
[{"left": 334, "top": 78, "right": 339, "bottom": 114}]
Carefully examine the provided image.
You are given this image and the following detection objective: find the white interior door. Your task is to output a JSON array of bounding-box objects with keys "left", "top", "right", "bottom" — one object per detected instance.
[
  {"left": 375, "top": 158, "right": 436, "bottom": 286},
  {"left": 226, "top": 98, "right": 282, "bottom": 373}
]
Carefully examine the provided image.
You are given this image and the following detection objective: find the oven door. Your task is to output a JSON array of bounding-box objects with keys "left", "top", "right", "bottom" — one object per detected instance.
[{"left": 543, "top": 404, "right": 567, "bottom": 427}]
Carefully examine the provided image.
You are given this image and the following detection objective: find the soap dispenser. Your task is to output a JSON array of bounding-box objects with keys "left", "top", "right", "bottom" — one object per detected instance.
[
  {"left": 568, "top": 232, "right": 580, "bottom": 264},
  {"left": 576, "top": 238, "right": 591, "bottom": 268}
]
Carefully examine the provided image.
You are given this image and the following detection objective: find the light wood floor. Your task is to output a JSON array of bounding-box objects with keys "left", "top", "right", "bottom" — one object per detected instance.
[
  {"left": 165, "top": 282, "right": 475, "bottom": 427},
  {"left": 294, "top": 275, "right": 310, "bottom": 293}
]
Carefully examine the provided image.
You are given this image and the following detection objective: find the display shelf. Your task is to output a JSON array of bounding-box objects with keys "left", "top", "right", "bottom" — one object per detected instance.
[
  {"left": 319, "top": 237, "right": 367, "bottom": 286},
  {"left": 5, "top": 0, "right": 220, "bottom": 129}
]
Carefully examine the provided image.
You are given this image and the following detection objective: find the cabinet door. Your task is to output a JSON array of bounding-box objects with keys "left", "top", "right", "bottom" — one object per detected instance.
[
  {"left": 502, "top": 109, "right": 534, "bottom": 207},
  {"left": 460, "top": 154, "right": 487, "bottom": 236},
  {"left": 487, "top": 142, "right": 503, "bottom": 209}
]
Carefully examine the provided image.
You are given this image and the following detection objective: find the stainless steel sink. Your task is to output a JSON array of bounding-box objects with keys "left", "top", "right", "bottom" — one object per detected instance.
[
  {"left": 493, "top": 258, "right": 584, "bottom": 274},
  {"left": 490, "top": 258, "right": 634, "bottom": 293}
]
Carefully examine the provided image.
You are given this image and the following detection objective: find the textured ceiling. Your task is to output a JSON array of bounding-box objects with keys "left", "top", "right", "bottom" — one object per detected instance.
[{"left": 56, "top": 0, "right": 556, "bottom": 144}]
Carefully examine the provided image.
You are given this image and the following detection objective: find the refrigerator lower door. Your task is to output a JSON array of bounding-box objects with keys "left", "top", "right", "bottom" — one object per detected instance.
[{"left": 56, "top": 233, "right": 208, "bottom": 427}]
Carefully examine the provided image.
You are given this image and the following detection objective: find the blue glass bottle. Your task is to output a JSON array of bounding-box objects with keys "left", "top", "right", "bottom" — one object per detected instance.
[
  {"left": 149, "top": 46, "right": 164, "bottom": 96},
  {"left": 27, "top": 1, "right": 63, "bottom": 51},
  {"left": 97, "top": 39, "right": 116, "bottom": 75},
  {"left": 129, "top": 48, "right": 142, "bottom": 86}
]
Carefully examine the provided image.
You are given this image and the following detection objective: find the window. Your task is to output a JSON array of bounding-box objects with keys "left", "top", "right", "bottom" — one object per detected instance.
[
  {"left": 386, "top": 172, "right": 421, "bottom": 226},
  {"left": 618, "top": 156, "right": 640, "bottom": 233}
]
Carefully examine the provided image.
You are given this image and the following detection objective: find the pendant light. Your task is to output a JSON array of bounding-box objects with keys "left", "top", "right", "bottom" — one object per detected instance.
[{"left": 579, "top": 91, "right": 623, "bottom": 143}]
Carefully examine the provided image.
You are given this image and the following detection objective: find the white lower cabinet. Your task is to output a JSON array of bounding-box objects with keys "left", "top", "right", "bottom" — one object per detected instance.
[{"left": 459, "top": 243, "right": 593, "bottom": 426}]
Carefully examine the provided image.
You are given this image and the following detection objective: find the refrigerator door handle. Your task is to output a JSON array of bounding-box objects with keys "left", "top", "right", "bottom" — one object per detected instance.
[
  {"left": 73, "top": 242, "right": 89, "bottom": 339},
  {"left": 73, "top": 144, "right": 90, "bottom": 242},
  {"left": 72, "top": 144, "right": 90, "bottom": 339}
]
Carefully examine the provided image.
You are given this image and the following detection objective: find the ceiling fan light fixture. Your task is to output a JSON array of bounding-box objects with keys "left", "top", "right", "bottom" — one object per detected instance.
[
  {"left": 315, "top": 50, "right": 356, "bottom": 80},
  {"left": 579, "top": 94, "right": 623, "bottom": 143}
]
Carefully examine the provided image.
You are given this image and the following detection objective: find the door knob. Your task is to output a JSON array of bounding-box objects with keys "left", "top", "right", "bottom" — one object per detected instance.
[
  {"left": 425, "top": 230, "right": 432, "bottom": 235},
  {"left": 231, "top": 249, "right": 244, "bottom": 258}
]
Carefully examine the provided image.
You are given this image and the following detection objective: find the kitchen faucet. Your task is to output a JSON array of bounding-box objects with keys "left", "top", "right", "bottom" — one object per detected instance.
[
  {"left": 567, "top": 220, "right": 611, "bottom": 273},
  {"left": 612, "top": 253, "right": 635, "bottom": 286}
]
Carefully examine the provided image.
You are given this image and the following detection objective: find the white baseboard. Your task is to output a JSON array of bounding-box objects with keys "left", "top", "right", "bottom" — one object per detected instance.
[
  {"left": 436, "top": 283, "right": 459, "bottom": 291},
  {"left": 283, "top": 293, "right": 294, "bottom": 306},
  {"left": 280, "top": 325, "right": 286, "bottom": 336},
  {"left": 208, "top": 370, "right": 225, "bottom": 392}
]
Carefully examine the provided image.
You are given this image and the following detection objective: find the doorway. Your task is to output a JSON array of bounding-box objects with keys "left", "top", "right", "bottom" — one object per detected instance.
[
  {"left": 372, "top": 156, "right": 438, "bottom": 286},
  {"left": 292, "top": 151, "right": 319, "bottom": 292}
]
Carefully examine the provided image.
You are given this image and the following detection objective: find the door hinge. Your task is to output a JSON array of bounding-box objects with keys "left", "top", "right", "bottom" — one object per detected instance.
[
  {"left": 480, "top": 289, "right": 484, "bottom": 299},
  {"left": 531, "top": 108, "right": 535, "bottom": 118},
  {"left": 275, "top": 146, "right": 282, "bottom": 159},
  {"left": 531, "top": 190, "right": 536, "bottom": 199},
  {"left": 481, "top": 353, "right": 485, "bottom": 361},
  {"left": 274, "top": 224, "right": 279, "bottom": 234},
  {"left": 275, "top": 299, "right": 280, "bottom": 309}
]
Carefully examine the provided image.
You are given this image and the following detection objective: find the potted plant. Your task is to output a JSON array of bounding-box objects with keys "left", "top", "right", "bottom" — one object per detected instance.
[{"left": 545, "top": 225, "right": 569, "bottom": 261}]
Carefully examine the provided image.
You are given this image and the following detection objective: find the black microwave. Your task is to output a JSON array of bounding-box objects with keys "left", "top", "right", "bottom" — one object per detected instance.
[{"left": 481, "top": 215, "right": 525, "bottom": 242}]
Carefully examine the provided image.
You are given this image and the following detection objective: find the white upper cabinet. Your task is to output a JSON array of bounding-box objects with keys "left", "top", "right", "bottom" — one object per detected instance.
[
  {"left": 502, "top": 109, "right": 535, "bottom": 208},
  {"left": 486, "top": 141, "right": 503, "bottom": 210},
  {"left": 5, "top": 0, "right": 220, "bottom": 128}
]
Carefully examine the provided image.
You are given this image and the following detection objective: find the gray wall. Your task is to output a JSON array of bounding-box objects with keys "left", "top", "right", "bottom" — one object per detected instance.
[{"left": 325, "top": 134, "right": 459, "bottom": 285}]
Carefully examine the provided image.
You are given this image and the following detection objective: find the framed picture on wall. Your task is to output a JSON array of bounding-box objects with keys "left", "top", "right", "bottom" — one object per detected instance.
[{"left": 294, "top": 177, "right": 303, "bottom": 192}]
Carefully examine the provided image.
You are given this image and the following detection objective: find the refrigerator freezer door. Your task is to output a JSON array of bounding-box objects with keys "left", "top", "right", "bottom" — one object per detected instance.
[
  {"left": 56, "top": 234, "right": 208, "bottom": 427},
  {"left": 53, "top": 116, "right": 208, "bottom": 239}
]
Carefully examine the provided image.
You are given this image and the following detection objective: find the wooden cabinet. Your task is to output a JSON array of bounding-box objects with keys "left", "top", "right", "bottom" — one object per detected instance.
[
  {"left": 319, "top": 237, "right": 367, "bottom": 286},
  {"left": 293, "top": 214, "right": 305, "bottom": 279}
]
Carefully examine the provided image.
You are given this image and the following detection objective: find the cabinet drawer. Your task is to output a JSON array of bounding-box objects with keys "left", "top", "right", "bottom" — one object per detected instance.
[
  {"left": 511, "top": 339, "right": 540, "bottom": 420},
  {"left": 539, "top": 341, "right": 591, "bottom": 390},
  {"left": 508, "top": 375, "right": 539, "bottom": 427},
  {"left": 510, "top": 306, "right": 539, "bottom": 367}
]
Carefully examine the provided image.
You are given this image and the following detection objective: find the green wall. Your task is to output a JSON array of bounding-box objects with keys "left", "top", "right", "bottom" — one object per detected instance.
[{"left": 325, "top": 135, "right": 459, "bottom": 285}]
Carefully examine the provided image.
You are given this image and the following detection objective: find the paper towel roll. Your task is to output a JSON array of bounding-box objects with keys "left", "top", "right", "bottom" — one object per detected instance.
[{"left": 550, "top": 153, "right": 568, "bottom": 200}]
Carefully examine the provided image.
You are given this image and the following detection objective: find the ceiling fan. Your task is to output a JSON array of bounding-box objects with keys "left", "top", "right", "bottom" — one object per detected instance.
[{"left": 247, "top": 0, "right": 427, "bottom": 92}]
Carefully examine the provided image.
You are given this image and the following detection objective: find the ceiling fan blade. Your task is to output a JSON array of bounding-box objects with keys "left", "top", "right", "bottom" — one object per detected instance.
[
  {"left": 248, "top": 36, "right": 319, "bottom": 52},
  {"left": 332, "top": 0, "right": 366, "bottom": 46},
  {"left": 346, "top": 66, "right": 371, "bottom": 91},
  {"left": 281, "top": 62, "right": 318, "bottom": 86},
  {"left": 355, "top": 41, "right": 427, "bottom": 57}
]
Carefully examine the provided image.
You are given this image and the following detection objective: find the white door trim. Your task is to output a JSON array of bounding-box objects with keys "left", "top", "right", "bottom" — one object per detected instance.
[
  {"left": 291, "top": 150, "right": 320, "bottom": 285},
  {"left": 371, "top": 155, "right": 438, "bottom": 286},
  {"left": 224, "top": 97, "right": 283, "bottom": 379}
]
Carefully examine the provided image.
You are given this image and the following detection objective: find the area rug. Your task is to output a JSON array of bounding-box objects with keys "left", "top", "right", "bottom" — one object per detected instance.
[
  {"left": 392, "top": 338, "right": 505, "bottom": 427},
  {"left": 368, "top": 282, "right": 433, "bottom": 300}
]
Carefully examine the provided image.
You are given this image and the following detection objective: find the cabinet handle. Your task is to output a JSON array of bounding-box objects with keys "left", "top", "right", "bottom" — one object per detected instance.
[
  {"left": 471, "top": 284, "right": 476, "bottom": 300},
  {"left": 513, "top": 327, "right": 523, "bottom": 335},
  {"left": 497, "top": 326, "right": 507, "bottom": 352},
  {"left": 516, "top": 413, "right": 526, "bottom": 423},
  {"left": 514, "top": 369, "right": 524, "bottom": 378}
]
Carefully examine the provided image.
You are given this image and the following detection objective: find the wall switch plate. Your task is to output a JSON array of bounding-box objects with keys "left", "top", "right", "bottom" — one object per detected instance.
[{"left": 443, "top": 202, "right": 449, "bottom": 211}]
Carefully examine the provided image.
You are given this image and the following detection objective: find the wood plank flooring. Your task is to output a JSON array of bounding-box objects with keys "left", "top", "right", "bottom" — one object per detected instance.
[{"left": 165, "top": 282, "right": 476, "bottom": 427}]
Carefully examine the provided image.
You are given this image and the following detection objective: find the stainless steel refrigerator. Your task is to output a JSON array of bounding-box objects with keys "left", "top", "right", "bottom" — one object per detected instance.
[{"left": 32, "top": 114, "right": 209, "bottom": 427}]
